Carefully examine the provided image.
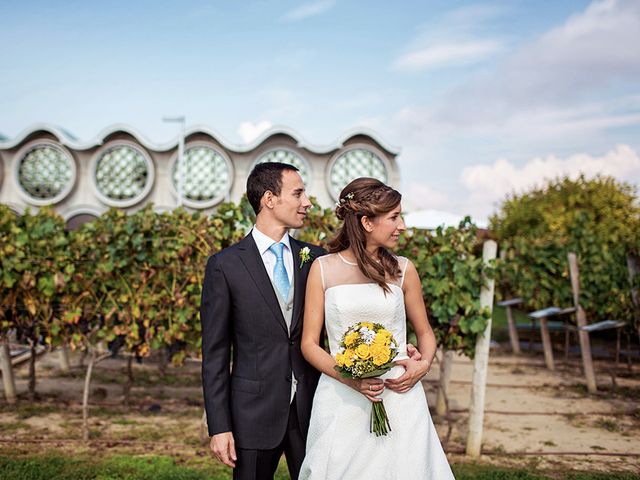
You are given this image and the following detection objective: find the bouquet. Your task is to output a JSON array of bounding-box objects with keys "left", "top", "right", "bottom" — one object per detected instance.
[{"left": 334, "top": 322, "right": 399, "bottom": 436}]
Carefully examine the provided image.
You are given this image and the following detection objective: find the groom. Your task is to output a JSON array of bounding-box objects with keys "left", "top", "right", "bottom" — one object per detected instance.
[{"left": 201, "top": 162, "right": 325, "bottom": 480}]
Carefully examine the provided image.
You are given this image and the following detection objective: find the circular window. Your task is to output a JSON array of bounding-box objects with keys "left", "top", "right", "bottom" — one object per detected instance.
[
  {"left": 14, "top": 141, "right": 76, "bottom": 205},
  {"left": 328, "top": 148, "right": 389, "bottom": 199},
  {"left": 92, "top": 143, "right": 154, "bottom": 207},
  {"left": 170, "top": 144, "right": 233, "bottom": 208},
  {"left": 254, "top": 149, "right": 310, "bottom": 185}
]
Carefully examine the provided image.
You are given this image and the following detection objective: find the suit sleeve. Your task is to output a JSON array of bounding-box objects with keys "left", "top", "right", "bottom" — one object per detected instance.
[{"left": 200, "top": 254, "right": 233, "bottom": 436}]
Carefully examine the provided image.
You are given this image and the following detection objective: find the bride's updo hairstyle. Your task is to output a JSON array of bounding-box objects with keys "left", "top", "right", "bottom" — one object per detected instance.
[{"left": 329, "top": 177, "right": 402, "bottom": 293}]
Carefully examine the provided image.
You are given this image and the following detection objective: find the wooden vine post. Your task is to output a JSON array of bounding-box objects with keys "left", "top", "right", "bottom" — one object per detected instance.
[
  {"left": 567, "top": 252, "right": 597, "bottom": 393},
  {"left": 58, "top": 345, "right": 70, "bottom": 373},
  {"left": 435, "top": 349, "right": 454, "bottom": 417},
  {"left": 466, "top": 240, "right": 497, "bottom": 457},
  {"left": 0, "top": 335, "right": 16, "bottom": 404},
  {"left": 627, "top": 253, "right": 640, "bottom": 341}
]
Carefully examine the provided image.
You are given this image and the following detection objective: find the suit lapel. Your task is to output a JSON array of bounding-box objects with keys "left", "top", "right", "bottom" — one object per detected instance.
[
  {"left": 289, "top": 237, "right": 307, "bottom": 333},
  {"left": 238, "top": 234, "right": 288, "bottom": 334}
]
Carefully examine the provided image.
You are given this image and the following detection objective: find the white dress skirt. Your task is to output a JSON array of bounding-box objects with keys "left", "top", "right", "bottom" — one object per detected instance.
[{"left": 299, "top": 254, "right": 455, "bottom": 480}]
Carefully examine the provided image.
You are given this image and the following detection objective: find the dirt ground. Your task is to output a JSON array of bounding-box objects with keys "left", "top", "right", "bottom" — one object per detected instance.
[
  {"left": 1, "top": 344, "right": 639, "bottom": 475},
  {"left": 426, "top": 347, "right": 640, "bottom": 473}
]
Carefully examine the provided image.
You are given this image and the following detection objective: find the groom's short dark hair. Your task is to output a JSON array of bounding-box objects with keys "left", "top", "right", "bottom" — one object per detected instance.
[{"left": 247, "top": 162, "right": 299, "bottom": 214}]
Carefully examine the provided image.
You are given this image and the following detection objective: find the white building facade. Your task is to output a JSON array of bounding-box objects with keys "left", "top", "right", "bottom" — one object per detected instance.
[{"left": 0, "top": 124, "right": 401, "bottom": 227}]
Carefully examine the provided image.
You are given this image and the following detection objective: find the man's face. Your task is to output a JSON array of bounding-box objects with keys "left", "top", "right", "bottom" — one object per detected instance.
[{"left": 272, "top": 170, "right": 312, "bottom": 229}]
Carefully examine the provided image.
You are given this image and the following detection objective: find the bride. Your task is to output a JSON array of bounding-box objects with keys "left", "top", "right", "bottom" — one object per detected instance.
[{"left": 299, "top": 178, "right": 454, "bottom": 479}]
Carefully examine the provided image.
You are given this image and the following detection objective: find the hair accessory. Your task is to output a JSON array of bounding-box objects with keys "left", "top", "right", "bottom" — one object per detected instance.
[
  {"left": 335, "top": 192, "right": 355, "bottom": 215},
  {"left": 339, "top": 192, "right": 354, "bottom": 204}
]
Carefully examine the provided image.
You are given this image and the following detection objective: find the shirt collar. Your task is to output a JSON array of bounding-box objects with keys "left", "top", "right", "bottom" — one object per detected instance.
[{"left": 251, "top": 226, "right": 291, "bottom": 256}]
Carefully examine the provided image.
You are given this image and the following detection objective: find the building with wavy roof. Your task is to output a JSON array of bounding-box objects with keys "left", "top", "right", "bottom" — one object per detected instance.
[{"left": 0, "top": 124, "right": 400, "bottom": 228}]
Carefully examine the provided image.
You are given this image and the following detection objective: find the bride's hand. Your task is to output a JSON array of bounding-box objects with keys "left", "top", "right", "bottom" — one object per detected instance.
[
  {"left": 384, "top": 358, "right": 430, "bottom": 394},
  {"left": 345, "top": 378, "right": 385, "bottom": 402}
]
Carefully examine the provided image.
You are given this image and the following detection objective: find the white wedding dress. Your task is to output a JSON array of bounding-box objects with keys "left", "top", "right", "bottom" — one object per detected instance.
[{"left": 299, "top": 253, "right": 454, "bottom": 480}]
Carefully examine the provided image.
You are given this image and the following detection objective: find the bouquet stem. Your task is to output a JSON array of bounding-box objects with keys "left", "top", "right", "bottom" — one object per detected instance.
[{"left": 370, "top": 400, "right": 391, "bottom": 436}]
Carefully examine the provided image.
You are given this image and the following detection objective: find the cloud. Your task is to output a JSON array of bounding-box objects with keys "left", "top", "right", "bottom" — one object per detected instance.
[
  {"left": 403, "top": 182, "right": 449, "bottom": 212},
  {"left": 460, "top": 144, "right": 640, "bottom": 215},
  {"left": 439, "top": 0, "right": 640, "bottom": 126},
  {"left": 393, "top": 40, "right": 502, "bottom": 71},
  {"left": 281, "top": 0, "right": 335, "bottom": 22},
  {"left": 391, "top": 3, "right": 508, "bottom": 72},
  {"left": 237, "top": 120, "right": 273, "bottom": 143},
  {"left": 405, "top": 209, "right": 479, "bottom": 229}
]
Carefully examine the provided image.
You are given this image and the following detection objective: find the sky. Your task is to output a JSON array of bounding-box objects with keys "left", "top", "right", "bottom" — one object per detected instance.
[{"left": 1, "top": 0, "right": 639, "bottom": 223}]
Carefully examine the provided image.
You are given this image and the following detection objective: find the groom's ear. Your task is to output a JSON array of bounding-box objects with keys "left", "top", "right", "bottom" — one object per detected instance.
[{"left": 262, "top": 190, "right": 275, "bottom": 210}]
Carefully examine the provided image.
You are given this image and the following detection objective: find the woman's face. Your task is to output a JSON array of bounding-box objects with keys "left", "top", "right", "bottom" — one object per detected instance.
[{"left": 367, "top": 203, "right": 406, "bottom": 249}]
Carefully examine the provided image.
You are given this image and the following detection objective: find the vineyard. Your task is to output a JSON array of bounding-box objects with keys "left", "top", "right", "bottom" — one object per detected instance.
[{"left": 1, "top": 175, "right": 639, "bottom": 478}]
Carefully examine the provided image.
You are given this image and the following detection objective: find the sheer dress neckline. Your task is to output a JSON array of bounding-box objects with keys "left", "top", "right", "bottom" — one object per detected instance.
[
  {"left": 337, "top": 251, "right": 384, "bottom": 266},
  {"left": 336, "top": 252, "right": 357, "bottom": 266},
  {"left": 319, "top": 252, "right": 409, "bottom": 292}
]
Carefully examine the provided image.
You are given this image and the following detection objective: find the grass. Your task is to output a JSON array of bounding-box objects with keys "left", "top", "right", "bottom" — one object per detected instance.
[
  {"left": 111, "top": 418, "right": 139, "bottom": 426},
  {"left": 0, "top": 420, "right": 30, "bottom": 431},
  {"left": 89, "top": 369, "right": 202, "bottom": 388},
  {"left": 13, "top": 403, "right": 59, "bottom": 419},
  {"left": 453, "top": 463, "right": 640, "bottom": 479},
  {"left": 0, "top": 454, "right": 217, "bottom": 480},
  {"left": 57, "top": 366, "right": 202, "bottom": 388},
  {"left": 593, "top": 417, "right": 619, "bottom": 432},
  {"left": 0, "top": 454, "right": 289, "bottom": 480},
  {"left": 1, "top": 454, "right": 637, "bottom": 480},
  {"left": 90, "top": 403, "right": 202, "bottom": 419}
]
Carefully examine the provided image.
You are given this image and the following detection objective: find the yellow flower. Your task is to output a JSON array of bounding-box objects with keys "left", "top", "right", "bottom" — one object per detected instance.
[
  {"left": 355, "top": 344, "right": 371, "bottom": 359},
  {"left": 372, "top": 334, "right": 389, "bottom": 346},
  {"left": 361, "top": 322, "right": 374, "bottom": 330},
  {"left": 370, "top": 344, "right": 389, "bottom": 358},
  {"left": 345, "top": 331, "right": 359, "bottom": 346},
  {"left": 343, "top": 350, "right": 355, "bottom": 367},
  {"left": 373, "top": 352, "right": 390, "bottom": 366},
  {"left": 335, "top": 353, "right": 344, "bottom": 367}
]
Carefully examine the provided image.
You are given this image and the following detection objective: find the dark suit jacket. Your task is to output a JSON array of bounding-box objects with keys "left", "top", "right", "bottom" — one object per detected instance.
[{"left": 200, "top": 232, "right": 325, "bottom": 450}]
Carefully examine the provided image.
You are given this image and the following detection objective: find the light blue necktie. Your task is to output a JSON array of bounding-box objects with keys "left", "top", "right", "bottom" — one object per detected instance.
[{"left": 269, "top": 242, "right": 290, "bottom": 300}]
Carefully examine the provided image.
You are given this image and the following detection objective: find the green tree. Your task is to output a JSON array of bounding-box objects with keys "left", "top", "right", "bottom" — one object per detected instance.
[{"left": 491, "top": 175, "right": 640, "bottom": 329}]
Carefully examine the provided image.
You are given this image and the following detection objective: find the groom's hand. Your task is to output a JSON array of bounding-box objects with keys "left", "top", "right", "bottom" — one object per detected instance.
[
  {"left": 210, "top": 431, "right": 237, "bottom": 468},
  {"left": 407, "top": 343, "right": 422, "bottom": 361}
]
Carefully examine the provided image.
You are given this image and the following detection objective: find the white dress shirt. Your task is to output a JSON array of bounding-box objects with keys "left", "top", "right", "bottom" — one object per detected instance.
[
  {"left": 251, "top": 226, "right": 297, "bottom": 402},
  {"left": 251, "top": 226, "right": 293, "bottom": 286}
]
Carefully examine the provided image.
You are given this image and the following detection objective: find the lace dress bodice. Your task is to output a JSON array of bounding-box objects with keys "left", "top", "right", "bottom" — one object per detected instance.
[{"left": 318, "top": 253, "right": 410, "bottom": 362}]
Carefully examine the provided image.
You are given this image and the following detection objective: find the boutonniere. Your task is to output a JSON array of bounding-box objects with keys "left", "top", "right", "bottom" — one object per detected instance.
[{"left": 299, "top": 246, "right": 312, "bottom": 269}]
